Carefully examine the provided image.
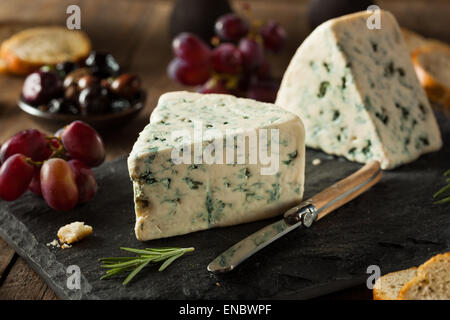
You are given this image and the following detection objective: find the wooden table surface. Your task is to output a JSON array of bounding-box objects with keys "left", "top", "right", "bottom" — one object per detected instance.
[{"left": 0, "top": 0, "right": 449, "bottom": 300}]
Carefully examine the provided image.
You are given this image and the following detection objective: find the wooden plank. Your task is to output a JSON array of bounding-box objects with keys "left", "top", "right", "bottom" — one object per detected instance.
[
  {"left": 0, "top": 238, "right": 15, "bottom": 282},
  {"left": 0, "top": 257, "right": 58, "bottom": 300}
]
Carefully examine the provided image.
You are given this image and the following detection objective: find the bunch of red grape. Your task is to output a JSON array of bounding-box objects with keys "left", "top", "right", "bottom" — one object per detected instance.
[
  {"left": 167, "top": 10, "right": 287, "bottom": 103},
  {"left": 0, "top": 121, "right": 105, "bottom": 211}
]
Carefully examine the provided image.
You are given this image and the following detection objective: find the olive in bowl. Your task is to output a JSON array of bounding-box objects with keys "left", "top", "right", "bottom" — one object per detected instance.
[
  {"left": 22, "top": 71, "right": 63, "bottom": 105},
  {"left": 18, "top": 51, "right": 146, "bottom": 131},
  {"left": 85, "top": 51, "right": 120, "bottom": 78},
  {"left": 110, "top": 74, "right": 142, "bottom": 99},
  {"left": 78, "top": 85, "right": 111, "bottom": 114}
]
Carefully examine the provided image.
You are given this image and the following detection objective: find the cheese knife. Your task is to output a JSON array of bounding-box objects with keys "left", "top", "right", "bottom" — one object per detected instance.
[{"left": 207, "top": 160, "right": 382, "bottom": 273}]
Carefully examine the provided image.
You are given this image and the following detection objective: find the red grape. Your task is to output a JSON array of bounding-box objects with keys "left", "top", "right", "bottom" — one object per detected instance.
[
  {"left": 215, "top": 14, "right": 249, "bottom": 41},
  {"left": 238, "top": 38, "right": 264, "bottom": 70},
  {"left": 68, "top": 159, "right": 97, "bottom": 203},
  {"left": 168, "top": 58, "right": 211, "bottom": 86},
  {"left": 40, "top": 158, "right": 78, "bottom": 211},
  {"left": 0, "top": 154, "right": 35, "bottom": 201},
  {"left": 198, "top": 79, "right": 229, "bottom": 94},
  {"left": 29, "top": 169, "right": 42, "bottom": 195},
  {"left": 260, "top": 21, "right": 287, "bottom": 52},
  {"left": 211, "top": 43, "right": 243, "bottom": 74},
  {"left": 247, "top": 79, "right": 279, "bottom": 103},
  {"left": 61, "top": 121, "right": 105, "bottom": 167},
  {"left": 172, "top": 33, "right": 211, "bottom": 65},
  {"left": 54, "top": 128, "right": 64, "bottom": 138},
  {"left": 0, "top": 129, "right": 51, "bottom": 164},
  {"left": 256, "top": 60, "right": 272, "bottom": 80}
]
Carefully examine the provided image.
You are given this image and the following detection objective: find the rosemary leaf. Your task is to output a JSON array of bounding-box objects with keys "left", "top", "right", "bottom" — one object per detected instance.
[
  {"left": 151, "top": 251, "right": 182, "bottom": 262},
  {"left": 99, "top": 246, "right": 194, "bottom": 286},
  {"left": 123, "top": 260, "right": 152, "bottom": 286},
  {"left": 103, "top": 268, "right": 128, "bottom": 277},
  {"left": 434, "top": 197, "right": 450, "bottom": 205},
  {"left": 120, "top": 247, "right": 163, "bottom": 255},
  {"left": 146, "top": 247, "right": 180, "bottom": 252},
  {"left": 100, "top": 259, "right": 145, "bottom": 269},
  {"left": 433, "top": 184, "right": 450, "bottom": 199},
  {"left": 158, "top": 252, "right": 184, "bottom": 272},
  {"left": 433, "top": 170, "right": 450, "bottom": 205},
  {"left": 99, "top": 257, "right": 138, "bottom": 263}
]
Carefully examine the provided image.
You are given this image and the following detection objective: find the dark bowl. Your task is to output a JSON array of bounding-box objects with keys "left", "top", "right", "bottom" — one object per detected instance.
[{"left": 18, "top": 92, "right": 146, "bottom": 132}]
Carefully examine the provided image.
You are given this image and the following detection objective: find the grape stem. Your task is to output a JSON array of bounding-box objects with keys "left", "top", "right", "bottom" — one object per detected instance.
[
  {"left": 45, "top": 136, "right": 67, "bottom": 160},
  {"left": 25, "top": 158, "right": 43, "bottom": 168},
  {"left": 210, "top": 72, "right": 239, "bottom": 90}
]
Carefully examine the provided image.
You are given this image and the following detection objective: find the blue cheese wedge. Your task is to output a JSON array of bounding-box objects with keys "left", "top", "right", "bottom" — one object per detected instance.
[
  {"left": 128, "top": 91, "right": 305, "bottom": 240},
  {"left": 276, "top": 10, "right": 442, "bottom": 169}
]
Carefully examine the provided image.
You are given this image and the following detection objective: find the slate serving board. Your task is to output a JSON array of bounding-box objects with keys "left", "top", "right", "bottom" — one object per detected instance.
[{"left": 0, "top": 112, "right": 449, "bottom": 300}]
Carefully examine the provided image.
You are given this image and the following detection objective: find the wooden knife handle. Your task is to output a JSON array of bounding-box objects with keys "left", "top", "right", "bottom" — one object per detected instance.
[{"left": 311, "top": 161, "right": 382, "bottom": 221}]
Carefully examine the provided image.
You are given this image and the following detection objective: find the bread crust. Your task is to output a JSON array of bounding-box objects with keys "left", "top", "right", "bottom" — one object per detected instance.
[
  {"left": 398, "top": 253, "right": 450, "bottom": 300},
  {"left": 0, "top": 57, "right": 8, "bottom": 73},
  {"left": 373, "top": 267, "right": 417, "bottom": 300},
  {"left": 0, "top": 26, "right": 91, "bottom": 75}
]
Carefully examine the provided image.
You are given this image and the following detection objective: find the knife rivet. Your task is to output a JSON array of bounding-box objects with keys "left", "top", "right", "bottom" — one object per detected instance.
[{"left": 302, "top": 211, "right": 315, "bottom": 227}]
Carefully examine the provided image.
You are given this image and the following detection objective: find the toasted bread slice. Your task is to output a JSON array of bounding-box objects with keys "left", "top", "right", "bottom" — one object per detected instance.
[
  {"left": 0, "top": 26, "right": 91, "bottom": 75},
  {"left": 398, "top": 253, "right": 450, "bottom": 300},
  {"left": 412, "top": 43, "right": 450, "bottom": 108},
  {"left": 401, "top": 28, "right": 449, "bottom": 54},
  {"left": 0, "top": 57, "right": 8, "bottom": 73},
  {"left": 373, "top": 267, "right": 417, "bottom": 300},
  {"left": 401, "top": 28, "right": 429, "bottom": 54},
  {"left": 0, "top": 23, "right": 35, "bottom": 74}
]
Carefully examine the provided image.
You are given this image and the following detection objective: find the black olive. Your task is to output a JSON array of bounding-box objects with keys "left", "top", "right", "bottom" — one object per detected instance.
[
  {"left": 64, "top": 85, "right": 79, "bottom": 102},
  {"left": 55, "top": 61, "right": 78, "bottom": 78},
  {"left": 22, "top": 71, "right": 63, "bottom": 105},
  {"left": 77, "top": 74, "right": 100, "bottom": 91},
  {"left": 78, "top": 85, "right": 111, "bottom": 114},
  {"left": 110, "top": 74, "right": 141, "bottom": 98},
  {"left": 85, "top": 51, "right": 120, "bottom": 78},
  {"left": 63, "top": 68, "right": 91, "bottom": 89},
  {"left": 111, "top": 98, "right": 131, "bottom": 112},
  {"left": 48, "top": 98, "right": 80, "bottom": 115}
]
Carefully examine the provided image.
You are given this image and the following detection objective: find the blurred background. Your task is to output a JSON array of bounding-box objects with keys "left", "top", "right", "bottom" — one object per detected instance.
[
  {"left": 0, "top": 1, "right": 449, "bottom": 160},
  {"left": 0, "top": 0, "right": 449, "bottom": 299}
]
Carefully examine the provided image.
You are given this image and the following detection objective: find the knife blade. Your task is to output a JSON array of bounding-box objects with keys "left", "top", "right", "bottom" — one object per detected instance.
[{"left": 207, "top": 160, "right": 382, "bottom": 273}]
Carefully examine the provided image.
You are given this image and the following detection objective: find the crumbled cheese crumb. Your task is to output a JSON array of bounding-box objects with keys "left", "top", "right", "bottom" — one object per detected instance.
[
  {"left": 61, "top": 243, "right": 72, "bottom": 249},
  {"left": 46, "top": 239, "right": 60, "bottom": 248},
  {"left": 312, "top": 158, "right": 322, "bottom": 166},
  {"left": 57, "top": 221, "right": 93, "bottom": 244},
  {"left": 216, "top": 282, "right": 221, "bottom": 287}
]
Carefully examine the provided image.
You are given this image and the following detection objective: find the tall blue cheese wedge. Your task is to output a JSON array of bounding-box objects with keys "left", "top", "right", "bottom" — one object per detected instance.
[
  {"left": 276, "top": 10, "right": 442, "bottom": 169},
  {"left": 128, "top": 91, "right": 305, "bottom": 240}
]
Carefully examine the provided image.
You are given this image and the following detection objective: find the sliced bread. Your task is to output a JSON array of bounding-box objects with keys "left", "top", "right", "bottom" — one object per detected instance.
[
  {"left": 373, "top": 267, "right": 417, "bottom": 300},
  {"left": 0, "top": 23, "right": 35, "bottom": 74},
  {"left": 0, "top": 26, "right": 91, "bottom": 75},
  {"left": 401, "top": 28, "right": 429, "bottom": 54},
  {"left": 398, "top": 253, "right": 450, "bottom": 300},
  {"left": 401, "top": 28, "right": 448, "bottom": 54},
  {"left": 412, "top": 43, "right": 450, "bottom": 108}
]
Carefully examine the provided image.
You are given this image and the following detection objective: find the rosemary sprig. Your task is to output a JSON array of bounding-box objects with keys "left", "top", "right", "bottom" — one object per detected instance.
[
  {"left": 433, "top": 170, "right": 450, "bottom": 205},
  {"left": 99, "top": 246, "right": 195, "bottom": 285}
]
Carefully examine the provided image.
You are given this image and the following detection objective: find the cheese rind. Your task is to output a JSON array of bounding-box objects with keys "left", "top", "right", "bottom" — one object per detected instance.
[
  {"left": 276, "top": 10, "right": 442, "bottom": 169},
  {"left": 128, "top": 91, "right": 305, "bottom": 240}
]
